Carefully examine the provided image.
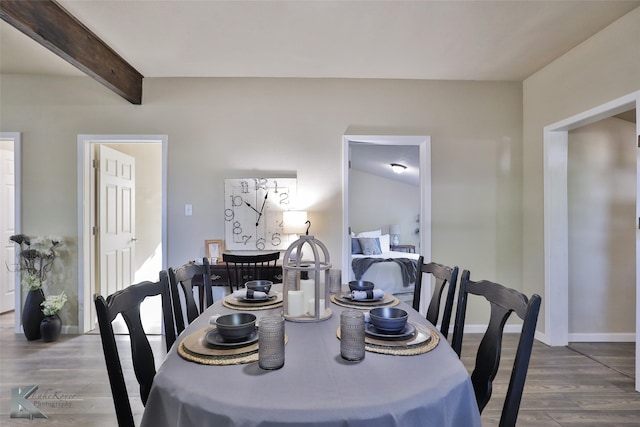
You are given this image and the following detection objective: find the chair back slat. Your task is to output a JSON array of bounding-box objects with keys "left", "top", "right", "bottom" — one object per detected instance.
[
  {"left": 451, "top": 269, "right": 541, "bottom": 427},
  {"left": 413, "top": 256, "right": 458, "bottom": 338},
  {"left": 223, "top": 252, "right": 280, "bottom": 293},
  {"left": 95, "top": 294, "right": 134, "bottom": 427},
  {"left": 94, "top": 270, "right": 174, "bottom": 427},
  {"left": 168, "top": 258, "right": 213, "bottom": 335}
]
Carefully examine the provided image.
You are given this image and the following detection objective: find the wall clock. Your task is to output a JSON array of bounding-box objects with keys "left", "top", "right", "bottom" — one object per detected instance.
[{"left": 224, "top": 178, "right": 297, "bottom": 250}]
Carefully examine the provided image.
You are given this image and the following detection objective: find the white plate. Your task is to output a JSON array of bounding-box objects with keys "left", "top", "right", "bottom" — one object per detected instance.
[
  {"left": 205, "top": 328, "right": 259, "bottom": 348},
  {"left": 365, "top": 323, "right": 415, "bottom": 341}
]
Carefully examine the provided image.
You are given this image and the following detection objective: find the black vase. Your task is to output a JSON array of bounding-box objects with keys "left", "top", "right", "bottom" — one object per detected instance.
[
  {"left": 22, "top": 289, "right": 46, "bottom": 341},
  {"left": 40, "top": 314, "right": 62, "bottom": 343}
]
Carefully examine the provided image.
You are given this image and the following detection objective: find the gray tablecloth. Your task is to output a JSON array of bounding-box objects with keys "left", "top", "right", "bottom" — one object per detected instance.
[{"left": 141, "top": 295, "right": 481, "bottom": 427}]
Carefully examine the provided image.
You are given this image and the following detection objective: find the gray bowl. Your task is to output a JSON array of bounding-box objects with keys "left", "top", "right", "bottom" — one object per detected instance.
[
  {"left": 369, "top": 307, "right": 408, "bottom": 333},
  {"left": 215, "top": 313, "right": 257, "bottom": 342},
  {"left": 245, "top": 280, "right": 273, "bottom": 293},
  {"left": 348, "top": 280, "right": 375, "bottom": 292}
]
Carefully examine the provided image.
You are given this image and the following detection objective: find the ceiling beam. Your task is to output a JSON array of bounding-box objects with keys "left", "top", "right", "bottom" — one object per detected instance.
[{"left": 0, "top": 0, "right": 143, "bottom": 104}]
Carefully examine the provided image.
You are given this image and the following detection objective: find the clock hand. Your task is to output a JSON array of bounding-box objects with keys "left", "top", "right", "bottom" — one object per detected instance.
[
  {"left": 244, "top": 201, "right": 260, "bottom": 214},
  {"left": 255, "top": 191, "right": 269, "bottom": 226}
]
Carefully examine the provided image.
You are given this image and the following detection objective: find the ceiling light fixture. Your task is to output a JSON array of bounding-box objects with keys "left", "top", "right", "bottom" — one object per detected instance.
[{"left": 390, "top": 163, "right": 407, "bottom": 174}]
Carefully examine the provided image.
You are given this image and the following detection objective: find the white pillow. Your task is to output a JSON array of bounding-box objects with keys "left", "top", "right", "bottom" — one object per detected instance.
[
  {"left": 378, "top": 234, "right": 390, "bottom": 252},
  {"left": 356, "top": 229, "right": 382, "bottom": 238}
]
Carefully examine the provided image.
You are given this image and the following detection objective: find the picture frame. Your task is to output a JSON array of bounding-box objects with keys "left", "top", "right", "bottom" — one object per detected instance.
[{"left": 205, "top": 239, "right": 224, "bottom": 263}]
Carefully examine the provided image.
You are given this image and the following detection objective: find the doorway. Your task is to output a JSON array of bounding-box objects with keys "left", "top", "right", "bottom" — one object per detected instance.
[
  {"left": 77, "top": 135, "right": 167, "bottom": 334},
  {"left": 543, "top": 90, "right": 640, "bottom": 390},
  {"left": 567, "top": 115, "right": 636, "bottom": 342},
  {"left": 342, "top": 134, "right": 431, "bottom": 310}
]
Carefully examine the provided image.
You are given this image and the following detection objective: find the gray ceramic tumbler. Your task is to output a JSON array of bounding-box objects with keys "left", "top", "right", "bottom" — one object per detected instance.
[
  {"left": 340, "top": 310, "right": 365, "bottom": 361},
  {"left": 258, "top": 315, "right": 285, "bottom": 370}
]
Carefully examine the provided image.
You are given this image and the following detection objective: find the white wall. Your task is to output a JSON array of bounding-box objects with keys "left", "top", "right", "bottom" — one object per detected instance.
[
  {"left": 350, "top": 168, "right": 420, "bottom": 248},
  {"left": 523, "top": 7, "right": 640, "bottom": 334},
  {"left": 568, "top": 117, "right": 636, "bottom": 335},
  {"left": 0, "top": 75, "right": 522, "bottom": 330}
]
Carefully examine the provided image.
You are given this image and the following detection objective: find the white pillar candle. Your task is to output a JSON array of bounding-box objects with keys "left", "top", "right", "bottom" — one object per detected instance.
[
  {"left": 308, "top": 298, "right": 325, "bottom": 317},
  {"left": 287, "top": 290, "right": 305, "bottom": 317},
  {"left": 300, "top": 279, "right": 316, "bottom": 313}
]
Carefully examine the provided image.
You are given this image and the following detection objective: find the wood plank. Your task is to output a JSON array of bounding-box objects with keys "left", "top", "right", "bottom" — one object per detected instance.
[{"left": 0, "top": 0, "right": 143, "bottom": 104}]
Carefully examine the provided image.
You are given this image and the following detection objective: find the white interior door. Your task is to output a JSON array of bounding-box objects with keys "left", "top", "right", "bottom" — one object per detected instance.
[
  {"left": 0, "top": 146, "right": 15, "bottom": 313},
  {"left": 98, "top": 145, "right": 136, "bottom": 297}
]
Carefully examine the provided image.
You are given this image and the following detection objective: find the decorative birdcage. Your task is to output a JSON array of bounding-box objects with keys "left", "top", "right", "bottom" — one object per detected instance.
[{"left": 282, "top": 234, "right": 332, "bottom": 322}]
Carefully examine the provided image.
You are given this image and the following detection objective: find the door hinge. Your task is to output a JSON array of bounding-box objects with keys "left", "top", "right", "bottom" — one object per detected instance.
[
  {"left": 92, "top": 159, "right": 99, "bottom": 168},
  {"left": 92, "top": 226, "right": 98, "bottom": 235}
]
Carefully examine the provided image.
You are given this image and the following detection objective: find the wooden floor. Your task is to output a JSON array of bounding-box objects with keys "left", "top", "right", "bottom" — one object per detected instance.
[{"left": 1, "top": 311, "right": 639, "bottom": 426}]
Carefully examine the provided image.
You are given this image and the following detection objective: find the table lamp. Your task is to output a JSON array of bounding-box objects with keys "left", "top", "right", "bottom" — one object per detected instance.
[
  {"left": 389, "top": 224, "right": 400, "bottom": 246},
  {"left": 283, "top": 211, "right": 308, "bottom": 260}
]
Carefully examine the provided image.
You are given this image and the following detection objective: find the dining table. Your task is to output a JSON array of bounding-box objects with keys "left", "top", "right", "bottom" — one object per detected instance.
[{"left": 140, "top": 285, "right": 482, "bottom": 427}]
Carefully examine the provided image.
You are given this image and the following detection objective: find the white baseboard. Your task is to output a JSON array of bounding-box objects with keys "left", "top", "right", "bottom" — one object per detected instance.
[
  {"left": 58, "top": 324, "right": 635, "bottom": 342},
  {"left": 17, "top": 324, "right": 79, "bottom": 336},
  {"left": 441, "top": 327, "right": 633, "bottom": 345},
  {"left": 444, "top": 324, "right": 524, "bottom": 335},
  {"left": 568, "top": 332, "right": 635, "bottom": 342},
  {"left": 458, "top": 324, "right": 524, "bottom": 334},
  {"left": 535, "top": 330, "right": 548, "bottom": 344},
  {"left": 61, "top": 325, "right": 79, "bottom": 335}
]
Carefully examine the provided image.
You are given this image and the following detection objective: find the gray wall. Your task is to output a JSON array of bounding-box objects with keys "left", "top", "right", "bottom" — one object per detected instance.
[
  {"left": 350, "top": 168, "right": 420, "bottom": 249},
  {"left": 1, "top": 76, "right": 522, "bottom": 329},
  {"left": 523, "top": 7, "right": 639, "bottom": 334}
]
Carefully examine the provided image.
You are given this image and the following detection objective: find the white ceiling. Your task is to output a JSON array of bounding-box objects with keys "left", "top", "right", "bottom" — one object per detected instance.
[
  {"left": 351, "top": 144, "right": 420, "bottom": 186},
  {"left": 1, "top": 1, "right": 638, "bottom": 182},
  {"left": 1, "top": 0, "right": 638, "bottom": 81}
]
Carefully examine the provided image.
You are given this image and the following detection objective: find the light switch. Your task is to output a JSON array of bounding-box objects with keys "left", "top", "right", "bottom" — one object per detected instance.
[{"left": 185, "top": 204, "right": 192, "bottom": 216}]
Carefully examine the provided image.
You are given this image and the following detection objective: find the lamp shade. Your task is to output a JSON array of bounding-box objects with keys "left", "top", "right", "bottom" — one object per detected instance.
[
  {"left": 283, "top": 211, "right": 308, "bottom": 234},
  {"left": 389, "top": 224, "right": 400, "bottom": 235}
]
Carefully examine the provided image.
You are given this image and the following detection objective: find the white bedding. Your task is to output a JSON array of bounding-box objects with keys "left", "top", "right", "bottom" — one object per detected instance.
[{"left": 350, "top": 251, "right": 420, "bottom": 302}]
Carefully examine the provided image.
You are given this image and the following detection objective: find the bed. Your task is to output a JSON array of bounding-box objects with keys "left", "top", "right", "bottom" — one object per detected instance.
[{"left": 349, "top": 231, "right": 420, "bottom": 305}]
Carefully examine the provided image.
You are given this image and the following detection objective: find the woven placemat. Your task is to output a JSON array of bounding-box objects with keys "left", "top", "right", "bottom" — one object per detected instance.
[
  {"left": 336, "top": 324, "right": 439, "bottom": 356},
  {"left": 223, "top": 292, "right": 283, "bottom": 311},
  {"left": 179, "top": 341, "right": 259, "bottom": 365},
  {"left": 177, "top": 326, "right": 288, "bottom": 365},
  {"left": 330, "top": 293, "right": 399, "bottom": 310}
]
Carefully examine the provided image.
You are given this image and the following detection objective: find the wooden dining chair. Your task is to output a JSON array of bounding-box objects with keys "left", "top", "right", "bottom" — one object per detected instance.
[
  {"left": 94, "top": 270, "right": 176, "bottom": 427},
  {"left": 412, "top": 256, "right": 459, "bottom": 338},
  {"left": 168, "top": 258, "right": 213, "bottom": 335},
  {"left": 451, "top": 270, "right": 541, "bottom": 427},
  {"left": 222, "top": 252, "right": 280, "bottom": 293}
]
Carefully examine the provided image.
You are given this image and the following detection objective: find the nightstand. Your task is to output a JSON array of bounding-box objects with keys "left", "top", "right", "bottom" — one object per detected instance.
[{"left": 390, "top": 244, "right": 416, "bottom": 253}]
